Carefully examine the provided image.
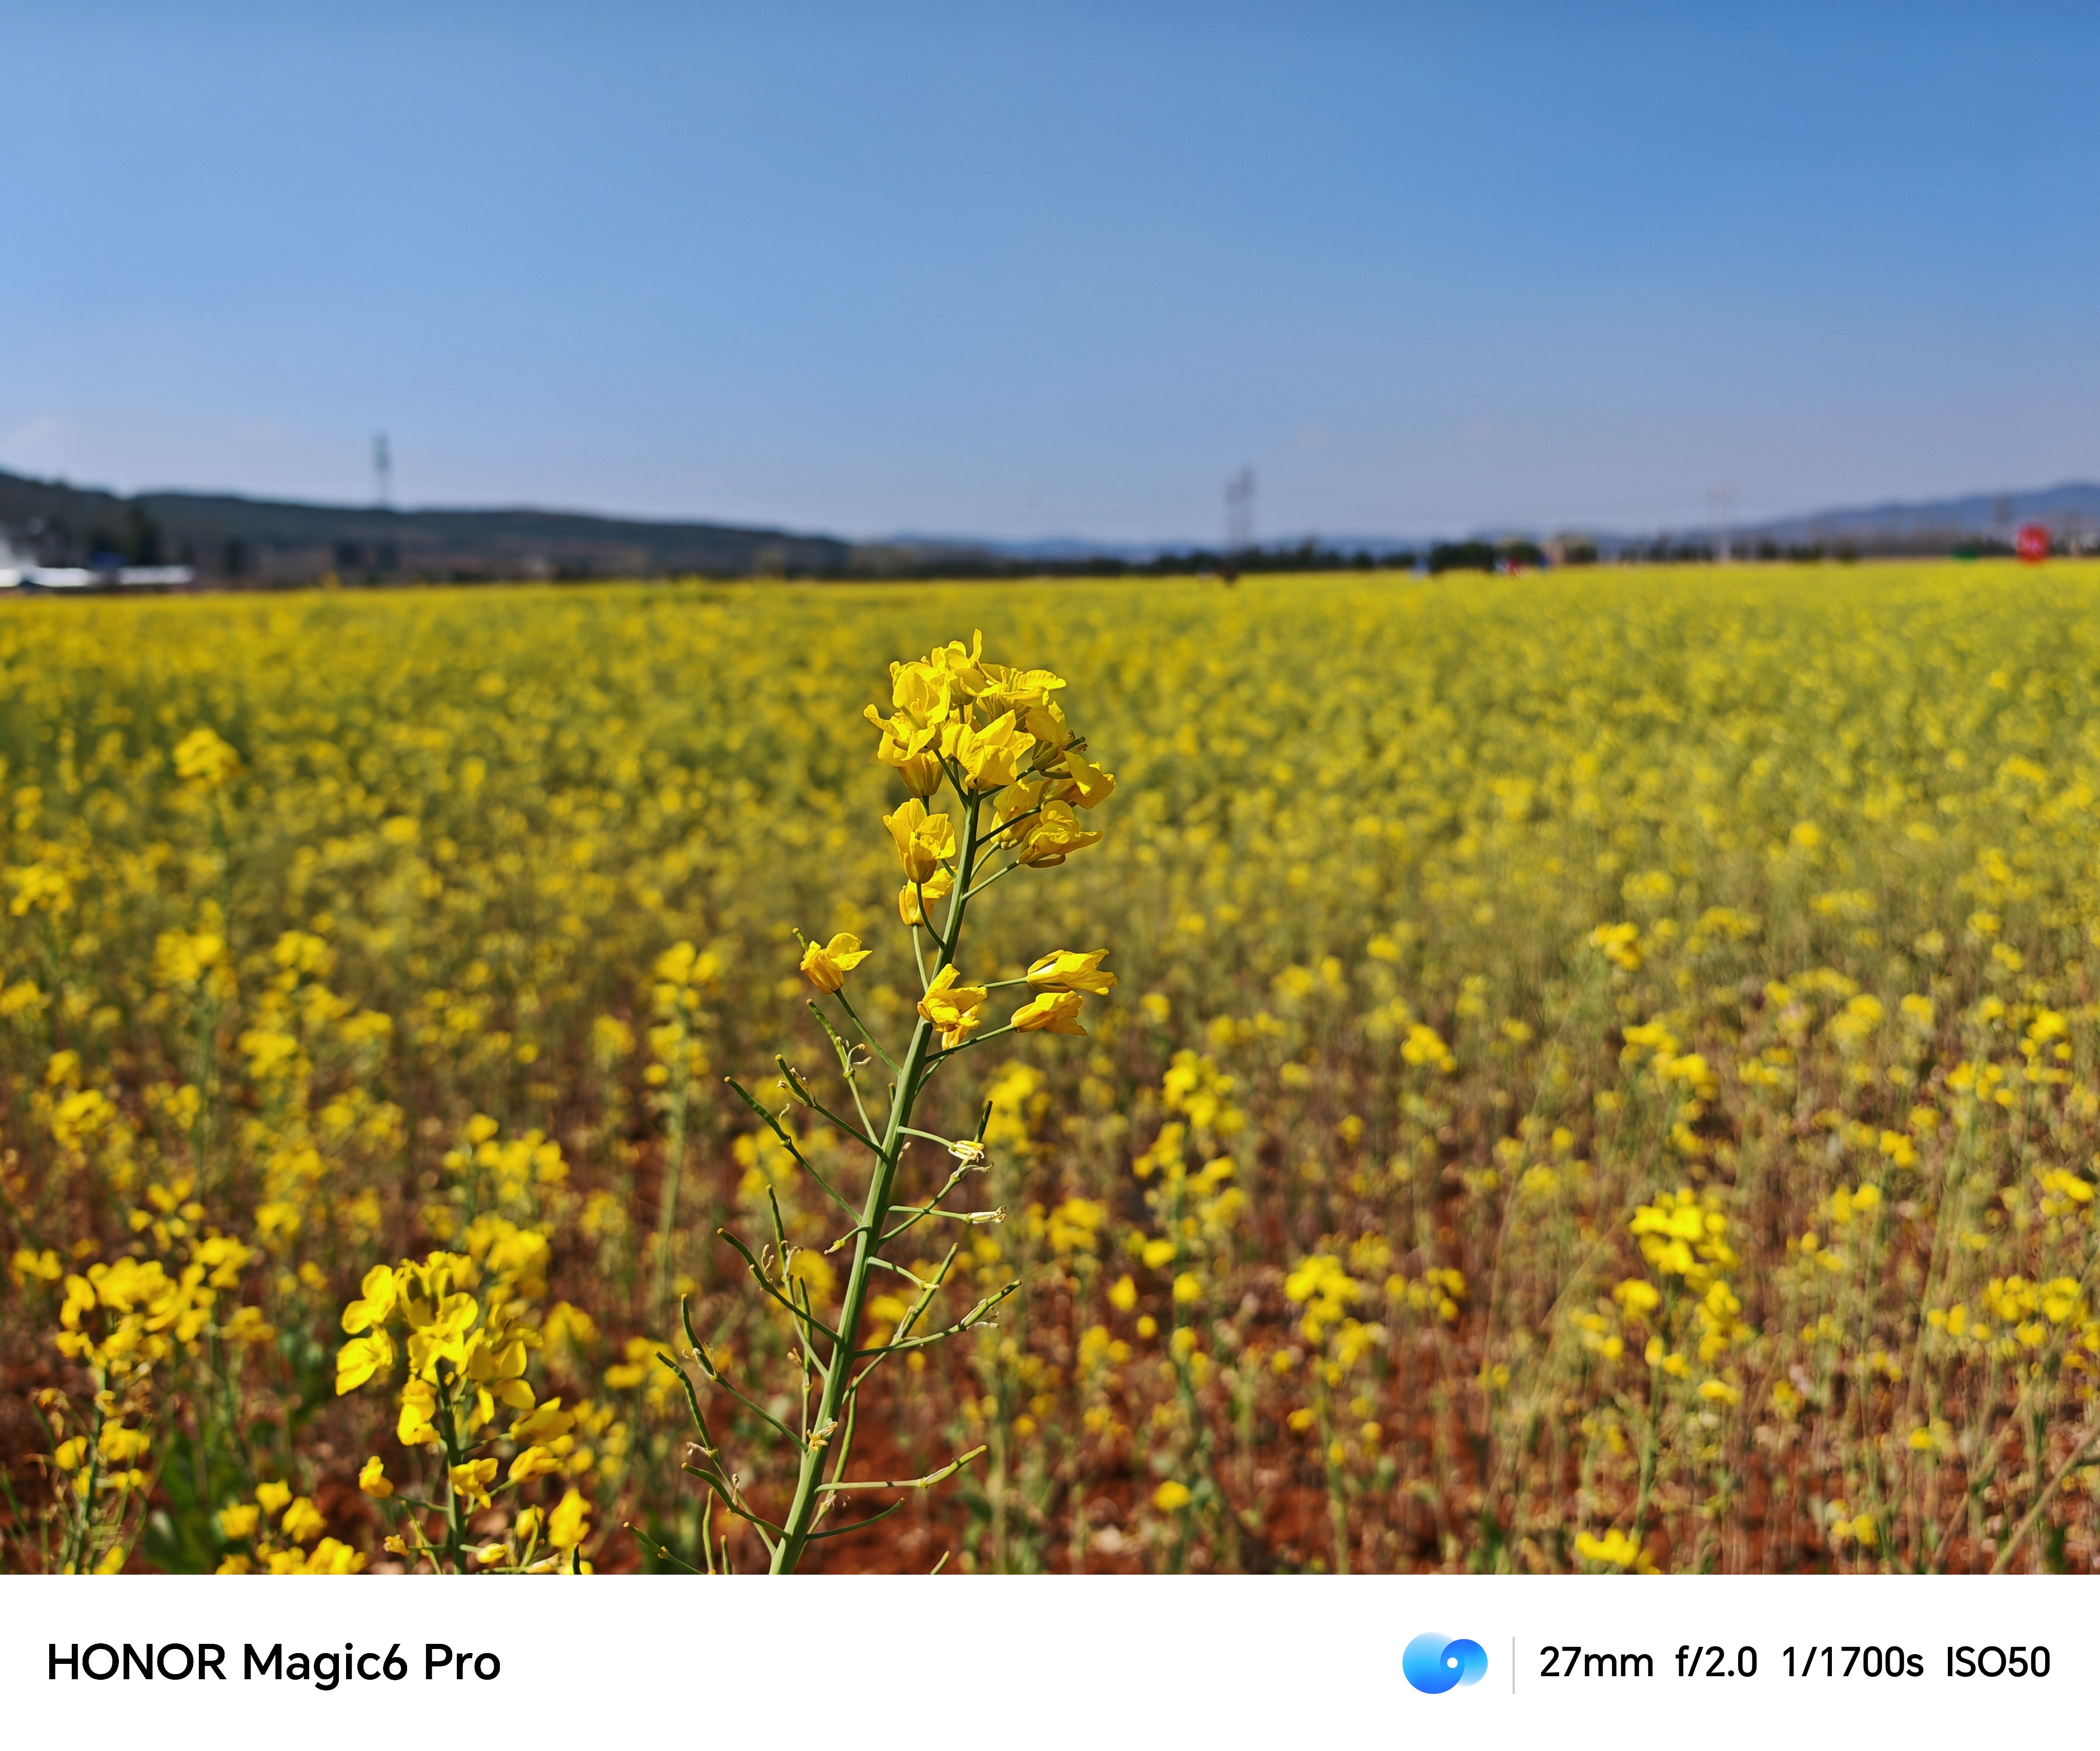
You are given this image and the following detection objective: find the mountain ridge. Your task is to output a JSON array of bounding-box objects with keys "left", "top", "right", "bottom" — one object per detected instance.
[
  {"left": 5, "top": 465, "right": 2098, "bottom": 580},
  {"left": 0, "top": 470, "right": 890, "bottom": 581}
]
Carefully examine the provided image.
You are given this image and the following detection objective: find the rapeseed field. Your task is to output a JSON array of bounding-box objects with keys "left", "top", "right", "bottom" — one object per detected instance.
[{"left": 6, "top": 561, "right": 2100, "bottom": 1573}]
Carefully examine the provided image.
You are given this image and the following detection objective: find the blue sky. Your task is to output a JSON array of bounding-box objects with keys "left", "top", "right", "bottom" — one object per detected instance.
[{"left": 5, "top": 2, "right": 2097, "bottom": 543}]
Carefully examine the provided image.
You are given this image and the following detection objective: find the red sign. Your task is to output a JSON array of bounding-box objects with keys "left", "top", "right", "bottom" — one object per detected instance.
[{"left": 2016, "top": 523, "right": 2050, "bottom": 563}]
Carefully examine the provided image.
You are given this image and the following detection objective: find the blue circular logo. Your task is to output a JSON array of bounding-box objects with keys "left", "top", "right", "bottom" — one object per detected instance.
[{"left": 1402, "top": 1633, "right": 1488, "bottom": 1695}]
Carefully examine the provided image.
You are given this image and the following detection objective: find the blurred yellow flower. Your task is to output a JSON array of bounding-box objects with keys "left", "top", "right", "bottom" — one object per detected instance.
[
  {"left": 172, "top": 726, "right": 240, "bottom": 789},
  {"left": 449, "top": 1458, "right": 498, "bottom": 1510},
  {"left": 547, "top": 1488, "right": 590, "bottom": 1551},
  {"left": 1574, "top": 1528, "right": 1646, "bottom": 1569}
]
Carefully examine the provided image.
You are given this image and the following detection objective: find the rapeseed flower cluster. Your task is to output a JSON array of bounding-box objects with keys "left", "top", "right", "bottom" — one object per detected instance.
[{"left": 640, "top": 630, "right": 1115, "bottom": 1571}]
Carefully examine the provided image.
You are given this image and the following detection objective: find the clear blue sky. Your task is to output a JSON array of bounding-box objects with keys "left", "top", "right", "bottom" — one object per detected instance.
[{"left": 5, "top": 2, "right": 2097, "bottom": 544}]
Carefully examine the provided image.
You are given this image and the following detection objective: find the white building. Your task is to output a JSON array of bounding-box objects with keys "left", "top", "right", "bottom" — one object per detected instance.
[{"left": 0, "top": 530, "right": 193, "bottom": 589}]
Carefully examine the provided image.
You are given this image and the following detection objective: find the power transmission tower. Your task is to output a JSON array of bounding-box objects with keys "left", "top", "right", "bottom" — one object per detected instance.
[
  {"left": 1224, "top": 466, "right": 1255, "bottom": 557},
  {"left": 1707, "top": 483, "right": 1736, "bottom": 561},
  {"left": 373, "top": 432, "right": 393, "bottom": 508}
]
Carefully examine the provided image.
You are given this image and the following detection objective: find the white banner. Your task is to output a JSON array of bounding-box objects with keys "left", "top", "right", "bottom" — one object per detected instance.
[{"left": 3, "top": 1575, "right": 2087, "bottom": 1748}]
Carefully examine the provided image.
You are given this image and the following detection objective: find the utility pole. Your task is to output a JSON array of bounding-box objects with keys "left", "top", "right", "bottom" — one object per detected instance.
[{"left": 373, "top": 432, "right": 393, "bottom": 508}]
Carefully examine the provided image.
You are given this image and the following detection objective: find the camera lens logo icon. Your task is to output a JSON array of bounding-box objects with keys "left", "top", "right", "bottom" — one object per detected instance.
[{"left": 1403, "top": 1633, "right": 1488, "bottom": 1695}]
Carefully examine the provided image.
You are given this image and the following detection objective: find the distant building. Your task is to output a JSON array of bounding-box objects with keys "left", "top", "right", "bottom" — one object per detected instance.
[
  {"left": 0, "top": 528, "right": 193, "bottom": 590},
  {"left": 0, "top": 531, "right": 39, "bottom": 586}
]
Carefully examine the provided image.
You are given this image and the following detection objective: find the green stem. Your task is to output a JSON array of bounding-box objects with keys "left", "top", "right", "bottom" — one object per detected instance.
[
  {"left": 831, "top": 989, "right": 901, "bottom": 1074},
  {"left": 434, "top": 1363, "right": 468, "bottom": 1572},
  {"left": 1631, "top": 1360, "right": 1663, "bottom": 1550},
  {"left": 770, "top": 790, "right": 985, "bottom": 1572},
  {"left": 62, "top": 1392, "right": 108, "bottom": 1575},
  {"left": 1315, "top": 1377, "right": 1348, "bottom": 1575},
  {"left": 1990, "top": 1422, "right": 2100, "bottom": 1574}
]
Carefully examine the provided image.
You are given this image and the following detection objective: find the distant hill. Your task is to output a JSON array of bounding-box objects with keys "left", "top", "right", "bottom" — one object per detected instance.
[
  {"left": 8, "top": 464, "right": 2100, "bottom": 585},
  {"left": 1605, "top": 480, "right": 2100, "bottom": 558},
  {"left": 1733, "top": 480, "right": 2100, "bottom": 549},
  {"left": 0, "top": 469, "right": 922, "bottom": 582},
  {"left": 917, "top": 483, "right": 2100, "bottom": 565}
]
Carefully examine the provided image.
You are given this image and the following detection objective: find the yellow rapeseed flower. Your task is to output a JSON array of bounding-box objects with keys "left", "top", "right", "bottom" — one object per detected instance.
[
  {"left": 799, "top": 932, "right": 872, "bottom": 994},
  {"left": 1024, "top": 948, "right": 1117, "bottom": 994},
  {"left": 882, "top": 799, "right": 956, "bottom": 884},
  {"left": 449, "top": 1458, "right": 498, "bottom": 1510},
  {"left": 547, "top": 1487, "right": 590, "bottom": 1551},
  {"left": 1574, "top": 1527, "right": 1646, "bottom": 1569},
  {"left": 917, "top": 965, "right": 989, "bottom": 1049},
  {"left": 280, "top": 1496, "right": 327, "bottom": 1544},
  {"left": 172, "top": 726, "right": 241, "bottom": 789},
  {"left": 1011, "top": 990, "right": 1086, "bottom": 1035},
  {"left": 949, "top": 711, "right": 1036, "bottom": 792},
  {"left": 1013, "top": 800, "right": 1101, "bottom": 867}
]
